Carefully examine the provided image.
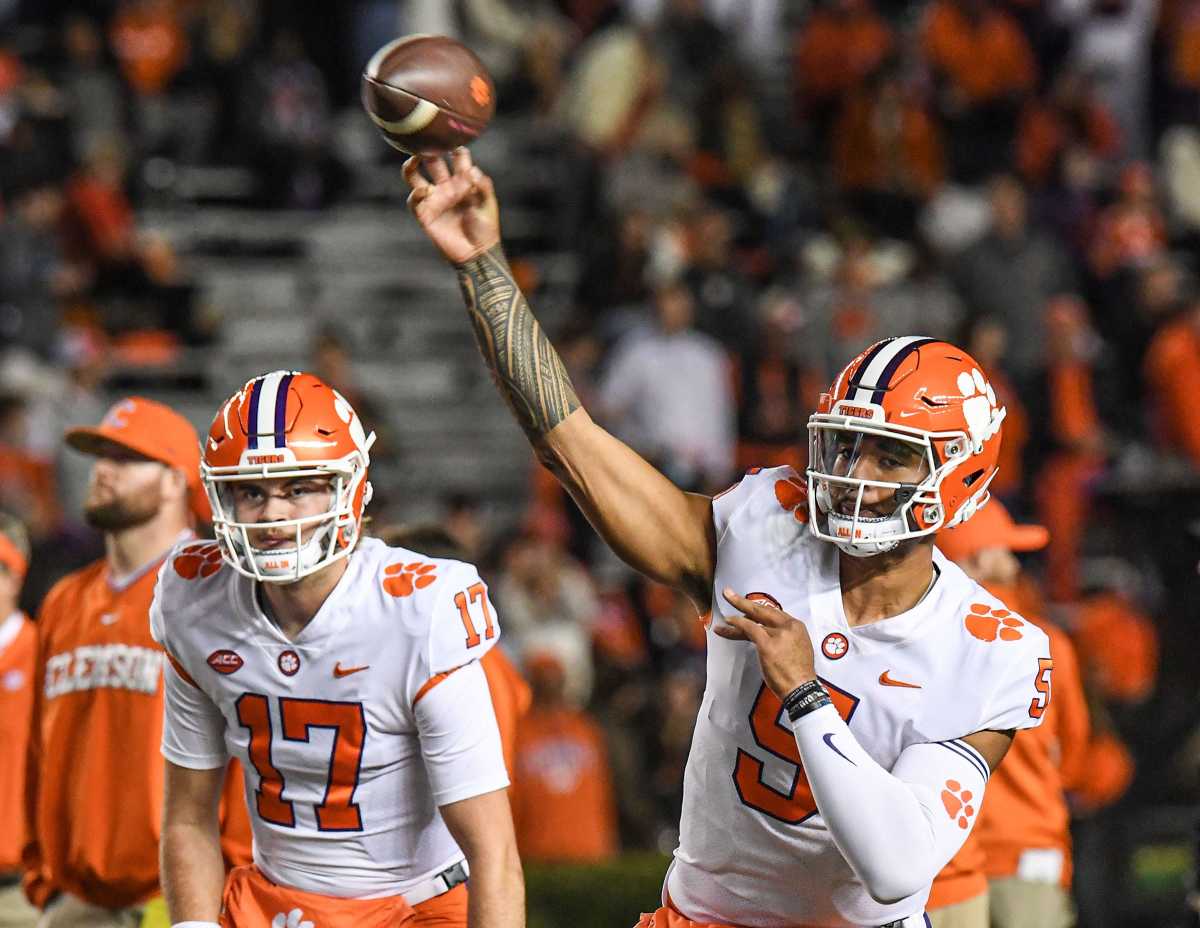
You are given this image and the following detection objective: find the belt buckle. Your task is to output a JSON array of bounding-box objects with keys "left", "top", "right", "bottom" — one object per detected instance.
[{"left": 437, "top": 861, "right": 468, "bottom": 892}]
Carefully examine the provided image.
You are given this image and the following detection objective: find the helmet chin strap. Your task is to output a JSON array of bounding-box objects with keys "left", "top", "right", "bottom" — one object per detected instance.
[
  {"left": 823, "top": 511, "right": 906, "bottom": 557},
  {"left": 248, "top": 521, "right": 338, "bottom": 582}
]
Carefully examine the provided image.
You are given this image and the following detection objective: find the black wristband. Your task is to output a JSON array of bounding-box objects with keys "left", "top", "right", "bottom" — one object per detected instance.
[{"left": 783, "top": 679, "right": 831, "bottom": 722}]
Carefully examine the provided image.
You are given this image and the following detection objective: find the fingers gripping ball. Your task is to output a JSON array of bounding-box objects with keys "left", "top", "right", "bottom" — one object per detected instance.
[{"left": 361, "top": 34, "right": 495, "bottom": 154}]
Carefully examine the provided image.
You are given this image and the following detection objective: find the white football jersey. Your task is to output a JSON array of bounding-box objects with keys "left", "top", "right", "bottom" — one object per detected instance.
[
  {"left": 666, "top": 467, "right": 1051, "bottom": 928},
  {"left": 150, "top": 537, "right": 509, "bottom": 898}
]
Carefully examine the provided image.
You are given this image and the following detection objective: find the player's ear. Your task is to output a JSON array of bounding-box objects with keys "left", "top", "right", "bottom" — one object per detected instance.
[{"left": 162, "top": 465, "right": 189, "bottom": 503}]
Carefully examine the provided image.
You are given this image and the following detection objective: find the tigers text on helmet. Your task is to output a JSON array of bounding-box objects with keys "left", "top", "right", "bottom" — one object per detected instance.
[
  {"left": 202, "top": 371, "right": 376, "bottom": 583},
  {"left": 806, "top": 336, "right": 1006, "bottom": 557}
]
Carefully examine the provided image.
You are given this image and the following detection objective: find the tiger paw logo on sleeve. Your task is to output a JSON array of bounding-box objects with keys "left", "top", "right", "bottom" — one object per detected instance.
[
  {"left": 174, "top": 542, "right": 223, "bottom": 579},
  {"left": 773, "top": 477, "right": 809, "bottom": 523},
  {"left": 941, "top": 779, "right": 977, "bottom": 829},
  {"left": 382, "top": 561, "right": 438, "bottom": 597},
  {"left": 964, "top": 603, "right": 1025, "bottom": 642}
]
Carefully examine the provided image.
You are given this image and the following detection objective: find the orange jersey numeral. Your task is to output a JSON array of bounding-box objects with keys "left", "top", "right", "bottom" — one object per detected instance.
[
  {"left": 237, "top": 694, "right": 367, "bottom": 832},
  {"left": 1028, "top": 657, "right": 1054, "bottom": 719},
  {"left": 733, "top": 681, "right": 859, "bottom": 824},
  {"left": 454, "top": 581, "right": 495, "bottom": 649},
  {"left": 236, "top": 693, "right": 295, "bottom": 827}
]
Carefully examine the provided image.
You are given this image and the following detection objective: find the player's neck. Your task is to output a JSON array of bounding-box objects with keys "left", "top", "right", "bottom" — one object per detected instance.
[
  {"left": 105, "top": 513, "right": 191, "bottom": 578},
  {"left": 838, "top": 541, "right": 936, "bottom": 627},
  {"left": 258, "top": 557, "right": 349, "bottom": 641}
]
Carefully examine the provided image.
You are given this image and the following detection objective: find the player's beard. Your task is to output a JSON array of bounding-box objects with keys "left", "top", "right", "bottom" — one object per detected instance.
[{"left": 84, "top": 487, "right": 163, "bottom": 532}]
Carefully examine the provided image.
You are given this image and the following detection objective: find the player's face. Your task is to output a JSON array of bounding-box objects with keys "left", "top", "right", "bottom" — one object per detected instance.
[
  {"left": 0, "top": 562, "right": 20, "bottom": 610},
  {"left": 230, "top": 475, "right": 336, "bottom": 550},
  {"left": 824, "top": 430, "right": 929, "bottom": 517},
  {"left": 84, "top": 448, "right": 169, "bottom": 531}
]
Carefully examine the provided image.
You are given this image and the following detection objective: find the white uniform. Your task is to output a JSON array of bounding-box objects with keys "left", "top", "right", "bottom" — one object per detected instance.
[
  {"left": 150, "top": 537, "right": 509, "bottom": 898},
  {"left": 666, "top": 467, "right": 1051, "bottom": 928}
]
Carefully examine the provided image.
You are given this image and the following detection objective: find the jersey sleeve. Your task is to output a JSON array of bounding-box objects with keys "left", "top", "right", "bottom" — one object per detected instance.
[
  {"left": 414, "top": 660, "right": 510, "bottom": 806},
  {"left": 712, "top": 465, "right": 803, "bottom": 539},
  {"left": 425, "top": 562, "right": 502, "bottom": 679},
  {"left": 161, "top": 656, "right": 229, "bottom": 770},
  {"left": 976, "top": 624, "right": 1055, "bottom": 733}
]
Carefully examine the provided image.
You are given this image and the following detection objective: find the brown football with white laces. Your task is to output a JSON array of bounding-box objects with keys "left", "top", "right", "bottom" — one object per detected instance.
[{"left": 361, "top": 34, "right": 495, "bottom": 155}]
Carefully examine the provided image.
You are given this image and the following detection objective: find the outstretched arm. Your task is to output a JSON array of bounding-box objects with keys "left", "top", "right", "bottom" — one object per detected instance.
[{"left": 405, "top": 149, "right": 716, "bottom": 608}]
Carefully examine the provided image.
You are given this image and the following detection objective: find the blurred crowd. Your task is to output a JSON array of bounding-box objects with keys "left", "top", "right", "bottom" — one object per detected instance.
[{"left": 0, "top": 0, "right": 1197, "bottom": 923}]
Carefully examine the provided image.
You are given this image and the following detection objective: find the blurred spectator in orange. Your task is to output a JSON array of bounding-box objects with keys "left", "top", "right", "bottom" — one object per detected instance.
[
  {"left": 950, "top": 175, "right": 1076, "bottom": 388},
  {"left": 793, "top": 0, "right": 894, "bottom": 142},
  {"left": 922, "top": 0, "right": 1035, "bottom": 181},
  {"left": 1143, "top": 298, "right": 1200, "bottom": 467},
  {"left": 935, "top": 501, "right": 1091, "bottom": 928},
  {"left": 1070, "top": 566, "right": 1159, "bottom": 706},
  {"left": 1032, "top": 296, "right": 1107, "bottom": 601},
  {"left": 495, "top": 530, "right": 600, "bottom": 707},
  {"left": 63, "top": 140, "right": 136, "bottom": 268},
  {"left": 1016, "top": 69, "right": 1121, "bottom": 189},
  {"left": 0, "top": 397, "right": 58, "bottom": 542},
  {"left": 833, "top": 65, "right": 944, "bottom": 239},
  {"left": 963, "top": 315, "right": 1028, "bottom": 503},
  {"left": 0, "top": 514, "right": 37, "bottom": 927},
  {"left": 109, "top": 0, "right": 188, "bottom": 97},
  {"left": 510, "top": 650, "right": 618, "bottom": 863},
  {"left": 598, "top": 280, "right": 736, "bottom": 491},
  {"left": 1088, "top": 163, "right": 1167, "bottom": 280}
]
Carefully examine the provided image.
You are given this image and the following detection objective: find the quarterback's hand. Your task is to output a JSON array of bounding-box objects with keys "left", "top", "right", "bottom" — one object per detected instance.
[
  {"left": 403, "top": 148, "right": 500, "bottom": 264},
  {"left": 714, "top": 588, "right": 817, "bottom": 698}
]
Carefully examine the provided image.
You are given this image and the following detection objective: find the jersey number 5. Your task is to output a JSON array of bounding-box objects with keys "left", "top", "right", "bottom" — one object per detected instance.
[
  {"left": 1028, "top": 657, "right": 1054, "bottom": 719},
  {"left": 733, "top": 681, "right": 859, "bottom": 824},
  {"left": 236, "top": 693, "right": 366, "bottom": 831}
]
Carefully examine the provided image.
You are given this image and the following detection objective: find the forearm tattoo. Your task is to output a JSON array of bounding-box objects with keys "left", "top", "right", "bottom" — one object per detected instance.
[{"left": 456, "top": 246, "right": 581, "bottom": 440}]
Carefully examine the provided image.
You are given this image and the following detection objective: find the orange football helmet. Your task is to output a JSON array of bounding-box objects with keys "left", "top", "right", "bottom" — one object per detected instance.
[
  {"left": 806, "top": 336, "right": 1006, "bottom": 556},
  {"left": 202, "top": 371, "right": 375, "bottom": 582}
]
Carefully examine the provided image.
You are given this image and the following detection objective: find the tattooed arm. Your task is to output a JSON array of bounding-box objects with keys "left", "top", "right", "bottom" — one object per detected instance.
[{"left": 404, "top": 149, "right": 716, "bottom": 608}]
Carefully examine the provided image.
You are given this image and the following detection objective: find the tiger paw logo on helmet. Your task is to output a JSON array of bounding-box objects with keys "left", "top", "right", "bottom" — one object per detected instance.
[
  {"left": 383, "top": 561, "right": 438, "bottom": 597},
  {"left": 174, "top": 543, "right": 223, "bottom": 580},
  {"left": 964, "top": 603, "right": 1025, "bottom": 642},
  {"left": 272, "top": 909, "right": 314, "bottom": 928},
  {"left": 956, "top": 368, "right": 1004, "bottom": 451}
]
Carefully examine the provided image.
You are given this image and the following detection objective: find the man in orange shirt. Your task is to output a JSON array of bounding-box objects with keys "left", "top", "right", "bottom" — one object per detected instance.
[
  {"left": 510, "top": 650, "right": 617, "bottom": 864},
  {"left": 0, "top": 514, "right": 37, "bottom": 928},
  {"left": 22, "top": 398, "right": 250, "bottom": 928},
  {"left": 934, "top": 502, "right": 1091, "bottom": 928}
]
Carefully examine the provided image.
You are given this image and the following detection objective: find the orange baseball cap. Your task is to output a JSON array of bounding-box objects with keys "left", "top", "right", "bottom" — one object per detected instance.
[
  {"left": 937, "top": 500, "right": 1049, "bottom": 563},
  {"left": 65, "top": 397, "right": 210, "bottom": 521}
]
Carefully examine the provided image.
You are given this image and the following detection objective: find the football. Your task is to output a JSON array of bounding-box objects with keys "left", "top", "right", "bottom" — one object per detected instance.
[{"left": 361, "top": 34, "right": 496, "bottom": 155}]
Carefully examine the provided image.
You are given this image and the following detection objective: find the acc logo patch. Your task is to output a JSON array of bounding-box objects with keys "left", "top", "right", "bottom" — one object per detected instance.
[
  {"left": 965, "top": 603, "right": 1025, "bottom": 642},
  {"left": 822, "top": 632, "right": 849, "bottom": 660},
  {"left": 745, "top": 591, "right": 782, "bottom": 610},
  {"left": 207, "top": 650, "right": 243, "bottom": 675}
]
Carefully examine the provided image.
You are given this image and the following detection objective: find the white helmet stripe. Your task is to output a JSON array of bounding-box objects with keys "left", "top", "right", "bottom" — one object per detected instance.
[
  {"left": 252, "top": 371, "right": 288, "bottom": 451},
  {"left": 848, "top": 336, "right": 930, "bottom": 403}
]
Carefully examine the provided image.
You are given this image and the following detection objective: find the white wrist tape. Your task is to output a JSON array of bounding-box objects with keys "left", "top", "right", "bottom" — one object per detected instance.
[{"left": 791, "top": 704, "right": 990, "bottom": 905}]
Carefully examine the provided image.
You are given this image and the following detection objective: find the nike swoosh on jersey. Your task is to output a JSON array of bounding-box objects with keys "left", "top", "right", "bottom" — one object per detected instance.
[
  {"left": 879, "top": 670, "right": 922, "bottom": 689},
  {"left": 822, "top": 732, "right": 857, "bottom": 766},
  {"left": 333, "top": 663, "right": 369, "bottom": 678}
]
